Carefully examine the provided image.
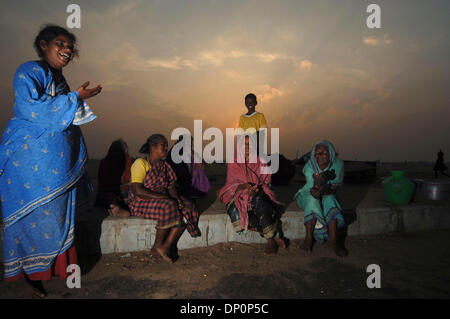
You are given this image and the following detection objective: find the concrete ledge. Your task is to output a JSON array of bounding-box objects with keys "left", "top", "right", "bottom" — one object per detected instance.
[
  {"left": 80, "top": 186, "right": 450, "bottom": 255},
  {"left": 355, "top": 188, "right": 450, "bottom": 235},
  {"left": 95, "top": 208, "right": 307, "bottom": 254},
  {"left": 2, "top": 185, "right": 450, "bottom": 262}
]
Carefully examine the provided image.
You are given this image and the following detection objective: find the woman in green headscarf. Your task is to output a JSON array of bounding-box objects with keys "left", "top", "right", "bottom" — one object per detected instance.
[{"left": 294, "top": 140, "right": 348, "bottom": 257}]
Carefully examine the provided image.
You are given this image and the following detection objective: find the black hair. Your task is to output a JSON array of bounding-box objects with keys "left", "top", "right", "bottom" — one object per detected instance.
[
  {"left": 107, "top": 139, "right": 128, "bottom": 157},
  {"left": 34, "top": 24, "right": 79, "bottom": 59},
  {"left": 245, "top": 93, "right": 257, "bottom": 102},
  {"left": 104, "top": 139, "right": 128, "bottom": 172},
  {"left": 139, "top": 134, "right": 167, "bottom": 154}
]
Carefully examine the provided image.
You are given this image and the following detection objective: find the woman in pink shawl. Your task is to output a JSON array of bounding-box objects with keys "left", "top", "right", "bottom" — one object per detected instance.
[{"left": 219, "top": 136, "right": 288, "bottom": 254}]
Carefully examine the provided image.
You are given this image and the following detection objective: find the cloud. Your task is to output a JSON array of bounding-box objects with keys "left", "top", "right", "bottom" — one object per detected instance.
[
  {"left": 198, "top": 50, "right": 289, "bottom": 67},
  {"left": 258, "top": 84, "right": 283, "bottom": 102},
  {"left": 100, "top": 43, "right": 306, "bottom": 73},
  {"left": 97, "top": 42, "right": 196, "bottom": 71},
  {"left": 105, "top": 0, "right": 143, "bottom": 17},
  {"left": 144, "top": 57, "right": 199, "bottom": 70},
  {"left": 299, "top": 59, "right": 312, "bottom": 71},
  {"left": 363, "top": 34, "right": 393, "bottom": 46},
  {"left": 199, "top": 51, "right": 227, "bottom": 66},
  {"left": 255, "top": 53, "right": 282, "bottom": 63}
]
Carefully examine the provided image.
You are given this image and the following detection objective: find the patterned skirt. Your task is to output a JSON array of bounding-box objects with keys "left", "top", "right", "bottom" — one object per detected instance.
[
  {"left": 127, "top": 193, "right": 201, "bottom": 237},
  {"left": 226, "top": 193, "right": 280, "bottom": 239}
]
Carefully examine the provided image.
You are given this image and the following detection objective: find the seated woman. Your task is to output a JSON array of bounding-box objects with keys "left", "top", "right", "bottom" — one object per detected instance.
[
  {"left": 166, "top": 135, "right": 210, "bottom": 201},
  {"left": 126, "top": 134, "right": 201, "bottom": 263},
  {"left": 96, "top": 139, "right": 132, "bottom": 217},
  {"left": 219, "top": 136, "right": 288, "bottom": 255},
  {"left": 294, "top": 140, "right": 348, "bottom": 257}
]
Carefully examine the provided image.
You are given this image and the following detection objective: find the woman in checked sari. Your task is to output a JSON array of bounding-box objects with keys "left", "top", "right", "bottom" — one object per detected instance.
[
  {"left": 0, "top": 25, "right": 102, "bottom": 297},
  {"left": 126, "top": 134, "right": 201, "bottom": 263}
]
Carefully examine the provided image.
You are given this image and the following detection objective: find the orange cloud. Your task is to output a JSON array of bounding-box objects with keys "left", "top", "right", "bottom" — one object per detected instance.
[
  {"left": 363, "top": 34, "right": 393, "bottom": 46},
  {"left": 259, "top": 84, "right": 283, "bottom": 102},
  {"left": 299, "top": 59, "right": 312, "bottom": 71}
]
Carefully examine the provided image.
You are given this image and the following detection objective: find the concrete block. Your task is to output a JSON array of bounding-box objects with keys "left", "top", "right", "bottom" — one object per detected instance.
[
  {"left": 114, "top": 219, "right": 155, "bottom": 253},
  {"left": 77, "top": 188, "right": 450, "bottom": 255},
  {"left": 346, "top": 216, "right": 360, "bottom": 236},
  {"left": 100, "top": 217, "right": 155, "bottom": 253},
  {"left": 358, "top": 207, "right": 398, "bottom": 235},
  {"left": 225, "top": 216, "right": 267, "bottom": 244},
  {"left": 177, "top": 216, "right": 209, "bottom": 249},
  {"left": 202, "top": 213, "right": 229, "bottom": 246},
  {"left": 99, "top": 218, "right": 118, "bottom": 254},
  {"left": 280, "top": 210, "right": 305, "bottom": 240},
  {"left": 400, "top": 206, "right": 441, "bottom": 232},
  {"left": 439, "top": 207, "right": 450, "bottom": 229}
]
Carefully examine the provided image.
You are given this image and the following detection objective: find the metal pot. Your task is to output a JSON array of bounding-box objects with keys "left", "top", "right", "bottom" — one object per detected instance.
[{"left": 413, "top": 179, "right": 450, "bottom": 201}]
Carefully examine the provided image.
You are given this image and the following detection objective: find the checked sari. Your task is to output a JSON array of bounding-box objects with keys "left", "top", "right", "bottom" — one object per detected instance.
[{"left": 127, "top": 159, "right": 201, "bottom": 237}]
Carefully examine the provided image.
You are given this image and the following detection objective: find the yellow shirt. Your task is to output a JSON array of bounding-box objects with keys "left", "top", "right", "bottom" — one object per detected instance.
[
  {"left": 238, "top": 112, "right": 267, "bottom": 133},
  {"left": 130, "top": 158, "right": 151, "bottom": 184}
]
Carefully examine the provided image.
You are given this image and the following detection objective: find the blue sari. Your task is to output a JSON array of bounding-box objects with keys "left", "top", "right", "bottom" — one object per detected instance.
[
  {"left": 294, "top": 140, "right": 345, "bottom": 244},
  {"left": 0, "top": 60, "right": 96, "bottom": 279}
]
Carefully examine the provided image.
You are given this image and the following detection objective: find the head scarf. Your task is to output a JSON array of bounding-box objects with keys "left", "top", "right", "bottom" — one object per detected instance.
[{"left": 309, "top": 140, "right": 337, "bottom": 174}]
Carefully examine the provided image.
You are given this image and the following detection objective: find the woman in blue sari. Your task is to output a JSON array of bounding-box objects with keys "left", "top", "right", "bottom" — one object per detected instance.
[
  {"left": 294, "top": 140, "right": 348, "bottom": 257},
  {"left": 0, "top": 25, "right": 102, "bottom": 297}
]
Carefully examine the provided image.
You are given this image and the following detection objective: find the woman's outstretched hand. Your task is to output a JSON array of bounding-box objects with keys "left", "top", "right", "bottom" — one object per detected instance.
[{"left": 76, "top": 81, "right": 102, "bottom": 100}]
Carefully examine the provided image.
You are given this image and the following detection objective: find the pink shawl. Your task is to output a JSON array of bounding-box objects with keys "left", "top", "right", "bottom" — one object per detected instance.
[{"left": 218, "top": 157, "right": 281, "bottom": 230}]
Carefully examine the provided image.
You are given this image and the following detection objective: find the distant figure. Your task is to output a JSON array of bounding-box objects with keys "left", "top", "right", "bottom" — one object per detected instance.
[
  {"left": 96, "top": 139, "right": 132, "bottom": 217},
  {"left": 294, "top": 140, "right": 348, "bottom": 257},
  {"left": 166, "top": 135, "right": 210, "bottom": 202},
  {"left": 433, "top": 149, "right": 449, "bottom": 178}
]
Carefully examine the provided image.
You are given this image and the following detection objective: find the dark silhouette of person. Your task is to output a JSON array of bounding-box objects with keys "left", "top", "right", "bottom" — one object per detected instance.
[{"left": 433, "top": 149, "right": 449, "bottom": 178}]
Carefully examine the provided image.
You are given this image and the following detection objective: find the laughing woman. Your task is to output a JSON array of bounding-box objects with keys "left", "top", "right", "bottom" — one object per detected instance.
[
  {"left": 294, "top": 140, "right": 348, "bottom": 257},
  {"left": 0, "top": 25, "right": 101, "bottom": 297},
  {"left": 126, "top": 134, "right": 201, "bottom": 263}
]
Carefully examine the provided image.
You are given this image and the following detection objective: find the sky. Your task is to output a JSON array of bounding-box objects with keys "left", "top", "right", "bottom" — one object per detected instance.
[{"left": 0, "top": 0, "right": 449, "bottom": 161}]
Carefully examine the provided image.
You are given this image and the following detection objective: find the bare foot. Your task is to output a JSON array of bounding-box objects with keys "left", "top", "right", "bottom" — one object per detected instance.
[
  {"left": 328, "top": 242, "right": 348, "bottom": 257},
  {"left": 156, "top": 247, "right": 174, "bottom": 263},
  {"left": 149, "top": 247, "right": 162, "bottom": 259},
  {"left": 300, "top": 239, "right": 313, "bottom": 252},
  {"left": 264, "top": 238, "right": 278, "bottom": 255},
  {"left": 335, "top": 245, "right": 349, "bottom": 257},
  {"left": 170, "top": 246, "right": 179, "bottom": 262},
  {"left": 25, "top": 278, "right": 47, "bottom": 299},
  {"left": 274, "top": 237, "right": 287, "bottom": 250},
  {"left": 108, "top": 204, "right": 130, "bottom": 218}
]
